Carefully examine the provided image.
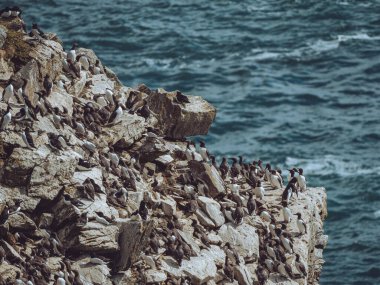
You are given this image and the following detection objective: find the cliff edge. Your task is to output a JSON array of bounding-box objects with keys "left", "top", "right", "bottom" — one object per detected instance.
[{"left": 0, "top": 11, "right": 327, "bottom": 285}]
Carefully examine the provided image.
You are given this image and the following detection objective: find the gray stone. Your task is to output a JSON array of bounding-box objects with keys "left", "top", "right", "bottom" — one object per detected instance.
[
  {"left": 189, "top": 161, "right": 225, "bottom": 198},
  {"left": 6, "top": 212, "right": 37, "bottom": 231},
  {"left": 196, "top": 209, "right": 215, "bottom": 228},
  {"left": 113, "top": 219, "right": 153, "bottom": 272},
  {"left": 145, "top": 270, "right": 167, "bottom": 284},
  {"left": 177, "top": 230, "right": 201, "bottom": 255},
  {"left": 234, "top": 264, "right": 253, "bottom": 285},
  {"left": 161, "top": 197, "right": 176, "bottom": 216},
  {"left": 147, "top": 89, "right": 216, "bottom": 139},
  {"left": 72, "top": 257, "right": 113, "bottom": 285},
  {"left": 109, "top": 113, "right": 146, "bottom": 149},
  {"left": 218, "top": 223, "right": 259, "bottom": 260},
  {"left": 0, "top": 25, "right": 6, "bottom": 48},
  {"left": 197, "top": 196, "right": 225, "bottom": 227},
  {"left": 91, "top": 74, "right": 115, "bottom": 95}
]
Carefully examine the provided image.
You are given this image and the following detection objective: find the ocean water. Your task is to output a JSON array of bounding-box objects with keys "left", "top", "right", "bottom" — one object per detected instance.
[{"left": 11, "top": 0, "right": 380, "bottom": 284}]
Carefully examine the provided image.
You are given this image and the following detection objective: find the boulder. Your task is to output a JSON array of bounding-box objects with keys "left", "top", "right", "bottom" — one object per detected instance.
[
  {"left": 189, "top": 161, "right": 225, "bottom": 198},
  {"left": 113, "top": 219, "right": 153, "bottom": 272},
  {"left": 196, "top": 208, "right": 215, "bottom": 228},
  {"left": 90, "top": 74, "right": 115, "bottom": 95},
  {"left": 69, "top": 222, "right": 119, "bottom": 253},
  {"left": 110, "top": 113, "right": 146, "bottom": 149},
  {"left": 12, "top": 59, "right": 39, "bottom": 106},
  {"left": 72, "top": 257, "right": 113, "bottom": 285},
  {"left": 218, "top": 223, "right": 259, "bottom": 260},
  {"left": 0, "top": 264, "right": 20, "bottom": 283},
  {"left": 234, "top": 264, "right": 254, "bottom": 285},
  {"left": 47, "top": 88, "right": 74, "bottom": 116},
  {"left": 0, "top": 25, "right": 6, "bottom": 48},
  {"left": 146, "top": 89, "right": 216, "bottom": 138},
  {"left": 0, "top": 57, "right": 12, "bottom": 81},
  {"left": 145, "top": 270, "right": 167, "bottom": 284},
  {"left": 6, "top": 212, "right": 37, "bottom": 231},
  {"left": 197, "top": 196, "right": 225, "bottom": 227},
  {"left": 161, "top": 197, "right": 176, "bottom": 217},
  {"left": 177, "top": 230, "right": 201, "bottom": 255}
]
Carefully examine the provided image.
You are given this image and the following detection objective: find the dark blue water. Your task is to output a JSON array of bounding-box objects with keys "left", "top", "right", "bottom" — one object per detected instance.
[{"left": 9, "top": 0, "right": 380, "bottom": 284}]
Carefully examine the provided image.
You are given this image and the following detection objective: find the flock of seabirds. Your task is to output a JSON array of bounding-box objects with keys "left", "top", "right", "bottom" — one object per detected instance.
[{"left": 0, "top": 6, "right": 311, "bottom": 285}]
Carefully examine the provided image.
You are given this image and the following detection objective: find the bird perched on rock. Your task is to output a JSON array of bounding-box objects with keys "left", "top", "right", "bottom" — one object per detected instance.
[
  {"left": 43, "top": 74, "right": 53, "bottom": 96},
  {"left": 174, "top": 90, "right": 190, "bottom": 104},
  {"left": 247, "top": 192, "right": 256, "bottom": 215},
  {"left": 29, "top": 23, "right": 46, "bottom": 38},
  {"left": 67, "top": 42, "right": 78, "bottom": 62},
  {"left": 295, "top": 253, "right": 307, "bottom": 277},
  {"left": 296, "top": 213, "right": 307, "bottom": 236},
  {"left": 132, "top": 201, "right": 148, "bottom": 220},
  {"left": 223, "top": 256, "right": 234, "bottom": 282},
  {"left": 282, "top": 201, "right": 292, "bottom": 223},
  {"left": 1, "top": 82, "right": 13, "bottom": 103},
  {"left": 254, "top": 181, "right": 265, "bottom": 200},
  {"left": 233, "top": 201, "right": 244, "bottom": 224},
  {"left": 297, "top": 168, "right": 307, "bottom": 192},
  {"left": 270, "top": 169, "right": 283, "bottom": 189},
  {"left": 22, "top": 127, "right": 36, "bottom": 149},
  {"left": 230, "top": 157, "right": 241, "bottom": 178},
  {"left": 198, "top": 141, "right": 210, "bottom": 162},
  {"left": 0, "top": 105, "right": 12, "bottom": 131},
  {"left": 219, "top": 157, "right": 229, "bottom": 180}
]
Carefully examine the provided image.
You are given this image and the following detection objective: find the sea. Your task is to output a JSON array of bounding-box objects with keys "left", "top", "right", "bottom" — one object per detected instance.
[{"left": 11, "top": 0, "right": 380, "bottom": 284}]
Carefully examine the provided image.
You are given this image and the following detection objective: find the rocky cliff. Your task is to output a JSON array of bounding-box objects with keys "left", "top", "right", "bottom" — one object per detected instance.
[{"left": 0, "top": 11, "right": 327, "bottom": 285}]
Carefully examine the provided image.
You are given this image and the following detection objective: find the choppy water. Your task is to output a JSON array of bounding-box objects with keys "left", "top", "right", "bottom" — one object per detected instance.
[{"left": 12, "top": 0, "right": 380, "bottom": 284}]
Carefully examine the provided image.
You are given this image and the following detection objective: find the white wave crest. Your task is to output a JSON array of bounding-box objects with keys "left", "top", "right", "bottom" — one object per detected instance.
[{"left": 285, "top": 155, "right": 380, "bottom": 177}]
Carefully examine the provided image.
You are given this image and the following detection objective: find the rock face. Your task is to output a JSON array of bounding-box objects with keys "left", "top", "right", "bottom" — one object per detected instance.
[
  {"left": 0, "top": 13, "right": 327, "bottom": 285},
  {"left": 147, "top": 89, "right": 216, "bottom": 139}
]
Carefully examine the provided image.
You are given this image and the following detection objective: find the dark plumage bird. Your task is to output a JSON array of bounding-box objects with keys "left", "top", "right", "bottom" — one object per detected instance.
[
  {"left": 174, "top": 244, "right": 184, "bottom": 266},
  {"left": 219, "top": 157, "right": 229, "bottom": 179},
  {"left": 22, "top": 127, "right": 36, "bottom": 149},
  {"left": 0, "top": 206, "right": 9, "bottom": 224},
  {"left": 29, "top": 23, "right": 46, "bottom": 38},
  {"left": 149, "top": 233, "right": 159, "bottom": 254},
  {"left": 224, "top": 256, "right": 234, "bottom": 282},
  {"left": 230, "top": 157, "right": 241, "bottom": 178},
  {"left": 233, "top": 201, "right": 244, "bottom": 224},
  {"left": 174, "top": 90, "right": 190, "bottom": 104},
  {"left": 43, "top": 74, "right": 53, "bottom": 96},
  {"left": 0, "top": 105, "right": 12, "bottom": 131},
  {"left": 247, "top": 192, "right": 256, "bottom": 215},
  {"left": 132, "top": 201, "right": 148, "bottom": 220}
]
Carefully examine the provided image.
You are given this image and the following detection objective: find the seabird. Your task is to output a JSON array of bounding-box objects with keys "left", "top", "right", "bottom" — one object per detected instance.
[
  {"left": 174, "top": 90, "right": 190, "bottom": 104},
  {"left": 295, "top": 253, "right": 307, "bottom": 277},
  {"left": 2, "top": 83, "right": 13, "bottom": 103},
  {"left": 0, "top": 7, "right": 11, "bottom": 18},
  {"left": 288, "top": 168, "right": 296, "bottom": 183},
  {"left": 297, "top": 168, "right": 307, "bottom": 191},
  {"left": 67, "top": 42, "right": 78, "bottom": 62},
  {"left": 270, "top": 169, "right": 282, "bottom": 189},
  {"left": 43, "top": 75, "right": 53, "bottom": 96},
  {"left": 107, "top": 102, "right": 123, "bottom": 124},
  {"left": 198, "top": 141, "right": 209, "bottom": 162},
  {"left": 219, "top": 157, "right": 229, "bottom": 179},
  {"left": 29, "top": 23, "right": 45, "bottom": 38},
  {"left": 230, "top": 157, "right": 240, "bottom": 178},
  {"left": 132, "top": 201, "right": 148, "bottom": 220},
  {"left": 10, "top": 6, "right": 21, "bottom": 17},
  {"left": 282, "top": 201, "right": 292, "bottom": 223},
  {"left": 233, "top": 201, "right": 244, "bottom": 224},
  {"left": 296, "top": 213, "right": 307, "bottom": 236},
  {"left": 22, "top": 127, "right": 36, "bottom": 149},
  {"left": 0, "top": 105, "right": 12, "bottom": 131},
  {"left": 253, "top": 181, "right": 265, "bottom": 199},
  {"left": 223, "top": 256, "right": 234, "bottom": 282},
  {"left": 62, "top": 194, "right": 84, "bottom": 208},
  {"left": 247, "top": 192, "right": 256, "bottom": 215}
]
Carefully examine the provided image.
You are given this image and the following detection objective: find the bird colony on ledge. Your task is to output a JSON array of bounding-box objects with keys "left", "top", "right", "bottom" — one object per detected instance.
[{"left": 0, "top": 6, "right": 328, "bottom": 285}]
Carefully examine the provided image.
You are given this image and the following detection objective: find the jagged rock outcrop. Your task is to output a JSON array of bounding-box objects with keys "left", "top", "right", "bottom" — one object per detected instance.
[{"left": 0, "top": 11, "right": 327, "bottom": 285}]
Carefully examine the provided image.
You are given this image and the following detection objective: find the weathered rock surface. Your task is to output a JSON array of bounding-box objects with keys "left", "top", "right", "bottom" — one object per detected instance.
[
  {"left": 147, "top": 89, "right": 216, "bottom": 138},
  {"left": 0, "top": 14, "right": 327, "bottom": 285}
]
